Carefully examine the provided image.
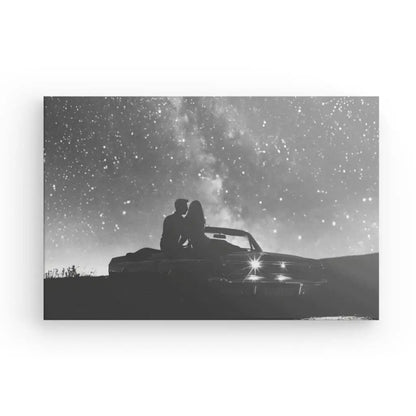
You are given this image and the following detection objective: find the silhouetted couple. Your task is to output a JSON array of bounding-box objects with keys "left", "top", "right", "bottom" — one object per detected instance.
[{"left": 160, "top": 198, "right": 239, "bottom": 259}]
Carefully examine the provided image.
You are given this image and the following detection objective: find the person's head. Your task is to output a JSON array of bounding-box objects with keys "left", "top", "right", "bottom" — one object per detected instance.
[
  {"left": 174, "top": 198, "right": 188, "bottom": 215},
  {"left": 186, "top": 200, "right": 205, "bottom": 226}
]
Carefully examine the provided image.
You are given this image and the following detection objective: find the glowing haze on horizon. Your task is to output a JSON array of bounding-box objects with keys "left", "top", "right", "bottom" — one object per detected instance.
[{"left": 44, "top": 97, "right": 378, "bottom": 275}]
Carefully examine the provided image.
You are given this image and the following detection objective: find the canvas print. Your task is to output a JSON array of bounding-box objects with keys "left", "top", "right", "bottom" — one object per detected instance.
[{"left": 44, "top": 97, "right": 379, "bottom": 319}]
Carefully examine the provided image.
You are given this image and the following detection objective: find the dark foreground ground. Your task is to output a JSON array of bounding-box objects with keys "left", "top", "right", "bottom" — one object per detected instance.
[{"left": 44, "top": 253, "right": 378, "bottom": 320}]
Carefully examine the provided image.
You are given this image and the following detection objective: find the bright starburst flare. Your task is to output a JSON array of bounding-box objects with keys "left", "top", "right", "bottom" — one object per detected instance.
[{"left": 248, "top": 256, "right": 263, "bottom": 275}]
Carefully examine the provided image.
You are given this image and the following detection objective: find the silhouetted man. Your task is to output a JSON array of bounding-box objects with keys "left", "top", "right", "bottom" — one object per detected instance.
[{"left": 160, "top": 198, "right": 188, "bottom": 257}]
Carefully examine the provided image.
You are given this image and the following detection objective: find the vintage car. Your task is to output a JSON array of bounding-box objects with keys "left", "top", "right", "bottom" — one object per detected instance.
[{"left": 108, "top": 226, "right": 327, "bottom": 298}]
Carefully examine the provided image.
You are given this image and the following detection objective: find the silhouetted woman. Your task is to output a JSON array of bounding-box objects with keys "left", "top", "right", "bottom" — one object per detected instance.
[
  {"left": 184, "top": 200, "right": 243, "bottom": 258},
  {"left": 184, "top": 200, "right": 211, "bottom": 257}
]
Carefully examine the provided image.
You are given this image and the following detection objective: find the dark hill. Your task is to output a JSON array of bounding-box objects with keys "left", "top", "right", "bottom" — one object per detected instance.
[
  {"left": 316, "top": 253, "right": 379, "bottom": 319},
  {"left": 44, "top": 253, "right": 379, "bottom": 319}
]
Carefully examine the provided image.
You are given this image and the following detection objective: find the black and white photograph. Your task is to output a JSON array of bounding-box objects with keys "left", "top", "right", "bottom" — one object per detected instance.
[
  {"left": 44, "top": 96, "right": 379, "bottom": 319},
  {"left": 5, "top": 1, "right": 416, "bottom": 414}
]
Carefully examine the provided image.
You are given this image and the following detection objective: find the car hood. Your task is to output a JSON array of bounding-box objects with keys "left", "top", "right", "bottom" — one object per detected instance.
[{"left": 220, "top": 251, "right": 326, "bottom": 284}]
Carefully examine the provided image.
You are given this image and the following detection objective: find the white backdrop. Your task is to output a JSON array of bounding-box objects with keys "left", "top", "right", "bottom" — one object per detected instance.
[{"left": 1, "top": 1, "right": 415, "bottom": 415}]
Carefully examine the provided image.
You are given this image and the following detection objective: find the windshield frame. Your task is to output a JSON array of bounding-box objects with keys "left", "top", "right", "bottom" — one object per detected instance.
[{"left": 204, "top": 226, "right": 262, "bottom": 252}]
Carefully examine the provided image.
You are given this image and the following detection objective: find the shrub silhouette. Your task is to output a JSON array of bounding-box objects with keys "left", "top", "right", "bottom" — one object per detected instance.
[{"left": 44, "top": 265, "right": 82, "bottom": 279}]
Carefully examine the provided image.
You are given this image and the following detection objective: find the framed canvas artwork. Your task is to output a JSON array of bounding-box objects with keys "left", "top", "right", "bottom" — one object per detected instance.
[{"left": 44, "top": 97, "right": 379, "bottom": 319}]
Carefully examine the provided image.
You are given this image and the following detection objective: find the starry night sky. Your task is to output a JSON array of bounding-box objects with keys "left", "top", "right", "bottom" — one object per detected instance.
[{"left": 44, "top": 97, "right": 378, "bottom": 275}]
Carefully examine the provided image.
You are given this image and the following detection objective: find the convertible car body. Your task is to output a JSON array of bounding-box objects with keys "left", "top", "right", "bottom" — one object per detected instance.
[{"left": 109, "top": 227, "right": 327, "bottom": 298}]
